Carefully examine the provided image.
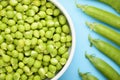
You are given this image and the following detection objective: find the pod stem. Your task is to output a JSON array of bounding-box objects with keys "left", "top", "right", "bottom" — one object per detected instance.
[
  {"left": 76, "top": 3, "right": 87, "bottom": 11},
  {"left": 88, "top": 35, "right": 94, "bottom": 47},
  {"left": 86, "top": 22, "right": 96, "bottom": 30}
]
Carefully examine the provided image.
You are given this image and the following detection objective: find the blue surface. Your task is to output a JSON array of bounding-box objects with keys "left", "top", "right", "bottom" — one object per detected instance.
[{"left": 58, "top": 0, "right": 120, "bottom": 80}]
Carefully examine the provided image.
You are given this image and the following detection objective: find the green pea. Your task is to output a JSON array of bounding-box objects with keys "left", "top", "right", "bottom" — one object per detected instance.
[
  {"left": 18, "top": 39, "right": 25, "bottom": 48},
  {"left": 32, "top": 6, "right": 39, "bottom": 12},
  {"left": 47, "top": 20, "right": 54, "bottom": 27},
  {"left": 50, "top": 49, "right": 57, "bottom": 57},
  {"left": 25, "top": 39, "right": 31, "bottom": 46},
  {"left": 33, "top": 75, "right": 41, "bottom": 80},
  {"left": 19, "top": 62, "right": 24, "bottom": 68},
  {"left": 7, "top": 19, "right": 16, "bottom": 26},
  {"left": 1, "top": 42, "right": 7, "bottom": 50},
  {"left": 5, "top": 34, "right": 13, "bottom": 43},
  {"left": 27, "top": 57, "right": 35, "bottom": 66},
  {"left": 2, "top": 17, "right": 8, "bottom": 23},
  {"left": 31, "top": 67, "right": 38, "bottom": 73},
  {"left": 15, "top": 3, "right": 24, "bottom": 12},
  {"left": 31, "top": 38, "right": 38, "bottom": 46},
  {"left": 0, "top": 9, "right": 6, "bottom": 16},
  {"left": 2, "top": 54, "right": 11, "bottom": 62},
  {"left": 17, "top": 25, "right": 25, "bottom": 32},
  {"left": 1, "top": 1, "right": 8, "bottom": 7},
  {"left": 31, "top": 51, "right": 38, "bottom": 58},
  {"left": 43, "top": 55, "right": 50, "bottom": 62},
  {"left": 58, "top": 45, "right": 67, "bottom": 54},
  {"left": 21, "top": 74, "right": 27, "bottom": 80},
  {"left": 37, "top": 54, "right": 43, "bottom": 60},
  {"left": 62, "top": 52, "right": 69, "bottom": 59},
  {"left": 26, "top": 10, "right": 35, "bottom": 17},
  {"left": 0, "top": 23, "right": 7, "bottom": 30},
  {"left": 12, "top": 50, "right": 19, "bottom": 58},
  {"left": 6, "top": 5, "right": 13, "bottom": 10},
  {"left": 34, "top": 15, "right": 40, "bottom": 21},
  {"left": 53, "top": 8, "right": 60, "bottom": 16},
  {"left": 9, "top": 0, "right": 18, "bottom": 6},
  {"left": 45, "top": 31, "right": 53, "bottom": 39},
  {"left": 5, "top": 66, "right": 13, "bottom": 73},
  {"left": 32, "top": 0, "right": 41, "bottom": 6},
  {"left": 24, "top": 31, "right": 33, "bottom": 39},
  {"left": 47, "top": 44, "right": 54, "bottom": 52},
  {"left": 53, "top": 34, "right": 60, "bottom": 41},
  {"left": 24, "top": 51, "right": 31, "bottom": 56},
  {"left": 38, "top": 11, "right": 46, "bottom": 18},
  {"left": 13, "top": 72, "right": 20, "bottom": 80},
  {"left": 60, "top": 36, "right": 67, "bottom": 42},
  {"left": 31, "top": 22, "right": 38, "bottom": 30},
  {"left": 50, "top": 58, "right": 58, "bottom": 65},
  {"left": 62, "top": 24, "right": 70, "bottom": 34},
  {"left": 46, "top": 9, "right": 53, "bottom": 15},
  {"left": 15, "top": 31, "right": 23, "bottom": 39},
  {"left": 23, "top": 66, "right": 30, "bottom": 73},
  {"left": 24, "top": 23, "right": 31, "bottom": 31},
  {"left": 40, "top": 20, "right": 46, "bottom": 26},
  {"left": 56, "top": 27, "right": 62, "bottom": 34},
  {"left": 23, "top": 57, "right": 29, "bottom": 64},
  {"left": 46, "top": 72, "right": 55, "bottom": 78},
  {"left": 11, "top": 25, "right": 17, "bottom": 33},
  {"left": 33, "top": 30, "right": 39, "bottom": 38},
  {"left": 33, "top": 60, "right": 41, "bottom": 68},
  {"left": 48, "top": 64, "right": 56, "bottom": 73},
  {"left": 37, "top": 54, "right": 43, "bottom": 61},
  {"left": 22, "top": 0, "right": 31, "bottom": 5},
  {"left": 6, "top": 10, "right": 15, "bottom": 18},
  {"left": 60, "top": 58, "right": 67, "bottom": 65},
  {"left": 56, "top": 63, "right": 62, "bottom": 70},
  {"left": 16, "top": 69, "right": 23, "bottom": 75},
  {"left": 25, "top": 17, "right": 34, "bottom": 23},
  {"left": 59, "top": 15, "right": 67, "bottom": 25},
  {"left": 39, "top": 30, "right": 45, "bottom": 37},
  {"left": 18, "top": 53, "right": 24, "bottom": 61},
  {"left": 40, "top": 5, "right": 46, "bottom": 11},
  {"left": 7, "top": 44, "right": 15, "bottom": 51}
]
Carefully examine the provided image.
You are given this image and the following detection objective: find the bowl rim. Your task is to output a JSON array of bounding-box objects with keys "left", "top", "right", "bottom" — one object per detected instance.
[{"left": 50, "top": 0, "right": 76, "bottom": 80}]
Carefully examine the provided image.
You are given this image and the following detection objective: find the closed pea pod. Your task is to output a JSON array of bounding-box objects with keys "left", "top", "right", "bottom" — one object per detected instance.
[
  {"left": 89, "top": 36, "right": 120, "bottom": 65},
  {"left": 87, "top": 22, "right": 120, "bottom": 46},
  {"left": 98, "top": 0, "right": 120, "bottom": 13},
  {"left": 78, "top": 70, "right": 98, "bottom": 80},
  {"left": 86, "top": 54, "right": 120, "bottom": 80},
  {"left": 77, "top": 4, "right": 120, "bottom": 29}
]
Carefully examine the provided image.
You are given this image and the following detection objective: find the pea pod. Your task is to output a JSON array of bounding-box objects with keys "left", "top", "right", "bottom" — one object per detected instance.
[
  {"left": 86, "top": 54, "right": 120, "bottom": 80},
  {"left": 89, "top": 36, "right": 120, "bottom": 66},
  {"left": 77, "top": 4, "right": 120, "bottom": 29},
  {"left": 78, "top": 70, "right": 98, "bottom": 80},
  {"left": 98, "top": 0, "right": 120, "bottom": 13},
  {"left": 86, "top": 22, "right": 120, "bottom": 46}
]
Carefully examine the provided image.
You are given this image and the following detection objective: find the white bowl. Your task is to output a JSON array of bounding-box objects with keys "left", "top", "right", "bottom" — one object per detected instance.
[{"left": 50, "top": 0, "right": 76, "bottom": 80}]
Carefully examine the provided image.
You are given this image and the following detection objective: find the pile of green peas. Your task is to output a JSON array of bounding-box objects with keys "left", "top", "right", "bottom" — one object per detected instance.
[{"left": 0, "top": 0, "right": 72, "bottom": 80}]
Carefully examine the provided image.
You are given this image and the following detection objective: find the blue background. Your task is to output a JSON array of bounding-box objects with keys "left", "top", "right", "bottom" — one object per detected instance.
[{"left": 57, "top": 0, "right": 120, "bottom": 80}]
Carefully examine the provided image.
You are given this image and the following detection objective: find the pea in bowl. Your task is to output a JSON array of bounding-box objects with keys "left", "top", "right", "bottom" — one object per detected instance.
[{"left": 0, "top": 0, "right": 75, "bottom": 80}]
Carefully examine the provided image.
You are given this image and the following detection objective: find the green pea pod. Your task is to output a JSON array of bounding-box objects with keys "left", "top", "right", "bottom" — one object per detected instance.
[
  {"left": 98, "top": 0, "right": 120, "bottom": 13},
  {"left": 78, "top": 70, "right": 98, "bottom": 80},
  {"left": 89, "top": 36, "right": 120, "bottom": 66},
  {"left": 76, "top": 4, "right": 120, "bottom": 29},
  {"left": 86, "top": 22, "right": 120, "bottom": 46},
  {"left": 86, "top": 54, "right": 120, "bottom": 80}
]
